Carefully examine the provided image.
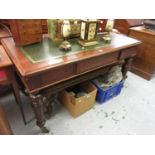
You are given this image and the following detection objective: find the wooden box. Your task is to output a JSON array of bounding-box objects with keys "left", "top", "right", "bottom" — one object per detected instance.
[
  {"left": 9, "top": 19, "right": 42, "bottom": 46},
  {"left": 58, "top": 82, "right": 97, "bottom": 118}
]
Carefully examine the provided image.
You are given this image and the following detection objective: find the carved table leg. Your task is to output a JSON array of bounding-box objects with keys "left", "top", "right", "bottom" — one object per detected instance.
[
  {"left": 43, "top": 93, "right": 57, "bottom": 119},
  {"left": 122, "top": 57, "right": 133, "bottom": 79},
  {"left": 30, "top": 94, "right": 49, "bottom": 133},
  {"left": 42, "top": 95, "right": 53, "bottom": 119}
]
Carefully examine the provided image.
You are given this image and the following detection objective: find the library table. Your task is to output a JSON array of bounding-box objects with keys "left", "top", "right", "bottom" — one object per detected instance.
[{"left": 1, "top": 33, "right": 140, "bottom": 132}]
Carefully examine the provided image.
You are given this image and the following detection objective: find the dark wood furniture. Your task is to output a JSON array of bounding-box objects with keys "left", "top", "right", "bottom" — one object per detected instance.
[
  {"left": 0, "top": 105, "right": 13, "bottom": 135},
  {"left": 98, "top": 19, "right": 107, "bottom": 33},
  {"left": 1, "top": 33, "right": 140, "bottom": 132},
  {"left": 0, "top": 24, "right": 12, "bottom": 39},
  {"left": 41, "top": 19, "right": 48, "bottom": 34},
  {"left": 129, "top": 26, "right": 155, "bottom": 80},
  {"left": 0, "top": 23, "right": 12, "bottom": 95},
  {"left": 0, "top": 20, "right": 10, "bottom": 28},
  {"left": 0, "top": 45, "right": 26, "bottom": 124},
  {"left": 9, "top": 19, "right": 42, "bottom": 46},
  {"left": 114, "top": 19, "right": 144, "bottom": 35},
  {"left": 0, "top": 45, "right": 12, "bottom": 86}
]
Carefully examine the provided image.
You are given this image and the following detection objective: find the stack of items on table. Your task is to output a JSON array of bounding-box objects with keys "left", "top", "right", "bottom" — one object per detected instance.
[{"left": 58, "top": 65, "right": 124, "bottom": 118}]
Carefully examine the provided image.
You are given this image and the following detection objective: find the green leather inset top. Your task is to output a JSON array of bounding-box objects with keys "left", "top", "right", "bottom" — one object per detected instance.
[{"left": 20, "top": 37, "right": 109, "bottom": 64}]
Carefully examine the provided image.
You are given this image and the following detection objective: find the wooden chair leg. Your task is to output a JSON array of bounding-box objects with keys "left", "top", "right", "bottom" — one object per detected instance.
[{"left": 0, "top": 105, "right": 13, "bottom": 135}]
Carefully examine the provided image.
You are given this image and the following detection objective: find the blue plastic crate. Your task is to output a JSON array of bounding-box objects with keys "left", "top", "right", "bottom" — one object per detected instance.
[{"left": 92, "top": 80, "right": 124, "bottom": 103}]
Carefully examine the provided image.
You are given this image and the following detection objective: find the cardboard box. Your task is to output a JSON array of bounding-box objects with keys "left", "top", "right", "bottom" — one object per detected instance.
[{"left": 58, "top": 82, "right": 97, "bottom": 118}]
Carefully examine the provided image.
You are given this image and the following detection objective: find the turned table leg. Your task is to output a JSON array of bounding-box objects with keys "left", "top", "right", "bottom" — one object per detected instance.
[
  {"left": 122, "top": 57, "right": 133, "bottom": 79},
  {"left": 43, "top": 94, "right": 53, "bottom": 115},
  {"left": 30, "top": 94, "right": 49, "bottom": 133}
]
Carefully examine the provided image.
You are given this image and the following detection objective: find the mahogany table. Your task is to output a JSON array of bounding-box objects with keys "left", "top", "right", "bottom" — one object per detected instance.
[
  {"left": 1, "top": 33, "right": 140, "bottom": 132},
  {"left": 0, "top": 45, "right": 26, "bottom": 124}
]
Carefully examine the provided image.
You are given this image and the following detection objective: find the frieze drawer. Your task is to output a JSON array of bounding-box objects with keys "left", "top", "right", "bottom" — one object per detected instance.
[
  {"left": 77, "top": 52, "right": 119, "bottom": 74},
  {"left": 19, "top": 27, "right": 42, "bottom": 35},
  {"left": 120, "top": 46, "right": 137, "bottom": 59},
  {"left": 20, "top": 34, "right": 42, "bottom": 45},
  {"left": 17, "top": 20, "right": 41, "bottom": 29},
  {"left": 25, "top": 63, "right": 76, "bottom": 91}
]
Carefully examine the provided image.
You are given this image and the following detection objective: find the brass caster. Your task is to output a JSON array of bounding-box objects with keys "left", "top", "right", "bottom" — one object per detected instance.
[{"left": 40, "top": 126, "right": 49, "bottom": 133}]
